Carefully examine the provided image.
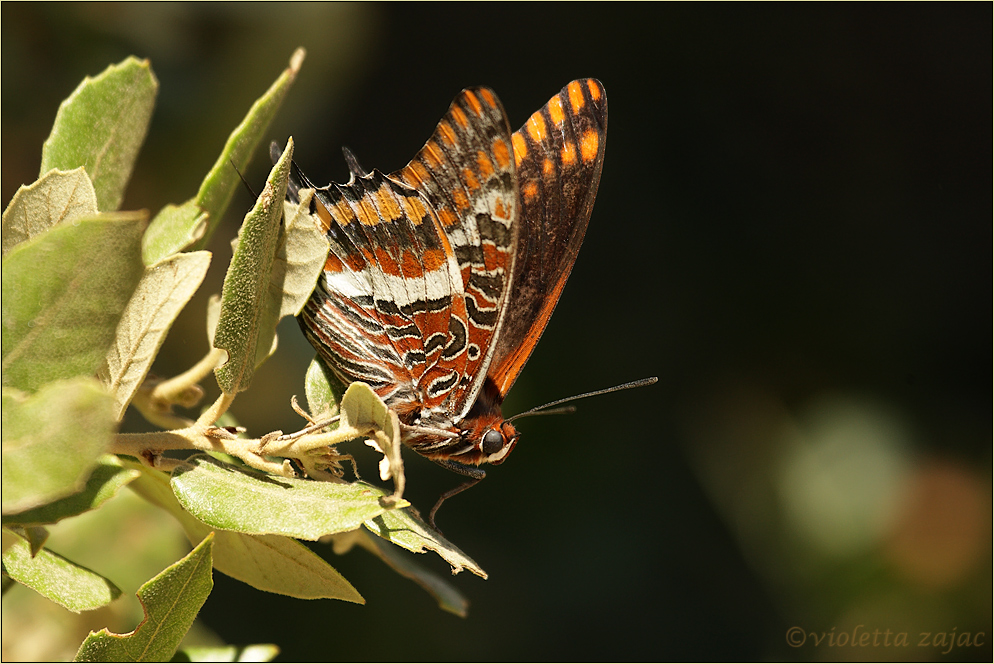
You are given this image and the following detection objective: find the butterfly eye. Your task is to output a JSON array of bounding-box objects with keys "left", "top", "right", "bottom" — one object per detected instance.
[{"left": 481, "top": 429, "right": 504, "bottom": 456}]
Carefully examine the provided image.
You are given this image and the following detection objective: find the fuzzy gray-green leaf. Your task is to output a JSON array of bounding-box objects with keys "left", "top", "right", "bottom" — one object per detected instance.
[
  {"left": 73, "top": 534, "right": 214, "bottom": 662},
  {"left": 364, "top": 507, "right": 487, "bottom": 579},
  {"left": 3, "top": 538, "right": 122, "bottom": 613},
  {"left": 1, "top": 212, "right": 147, "bottom": 393},
  {"left": 1, "top": 168, "right": 98, "bottom": 257},
  {"left": 142, "top": 199, "right": 208, "bottom": 265},
  {"left": 170, "top": 455, "right": 403, "bottom": 539},
  {"left": 1, "top": 379, "right": 116, "bottom": 515},
  {"left": 193, "top": 48, "right": 304, "bottom": 251},
  {"left": 213, "top": 140, "right": 292, "bottom": 394},
  {"left": 40, "top": 56, "right": 158, "bottom": 212},
  {"left": 97, "top": 251, "right": 212, "bottom": 420},
  {"left": 304, "top": 355, "right": 345, "bottom": 422},
  {"left": 2, "top": 455, "right": 140, "bottom": 527},
  {"left": 126, "top": 461, "right": 363, "bottom": 602},
  {"left": 274, "top": 189, "right": 329, "bottom": 318}
]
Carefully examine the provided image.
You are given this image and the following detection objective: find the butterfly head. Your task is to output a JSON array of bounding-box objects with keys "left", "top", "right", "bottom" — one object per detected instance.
[
  {"left": 478, "top": 419, "right": 520, "bottom": 466},
  {"left": 444, "top": 415, "right": 519, "bottom": 467}
]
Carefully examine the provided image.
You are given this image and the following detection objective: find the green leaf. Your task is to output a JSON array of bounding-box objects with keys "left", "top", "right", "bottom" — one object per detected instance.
[
  {"left": 345, "top": 528, "right": 470, "bottom": 617},
  {"left": 1, "top": 211, "right": 147, "bottom": 392},
  {"left": 74, "top": 534, "right": 214, "bottom": 662},
  {"left": 1, "top": 379, "right": 116, "bottom": 514},
  {"left": 170, "top": 455, "right": 406, "bottom": 540},
  {"left": 97, "top": 251, "right": 212, "bottom": 420},
  {"left": 192, "top": 48, "right": 304, "bottom": 251},
  {"left": 126, "top": 461, "right": 363, "bottom": 602},
  {"left": 273, "top": 189, "right": 330, "bottom": 319},
  {"left": 1, "top": 168, "right": 99, "bottom": 257},
  {"left": 2, "top": 538, "right": 121, "bottom": 613},
  {"left": 304, "top": 354, "right": 345, "bottom": 421},
  {"left": 4, "top": 524, "right": 50, "bottom": 556},
  {"left": 213, "top": 140, "right": 293, "bottom": 394},
  {"left": 339, "top": 382, "right": 405, "bottom": 493},
  {"left": 364, "top": 507, "right": 487, "bottom": 579},
  {"left": 2, "top": 455, "right": 140, "bottom": 527},
  {"left": 40, "top": 56, "right": 158, "bottom": 212},
  {"left": 174, "top": 643, "right": 280, "bottom": 663},
  {"left": 142, "top": 200, "right": 208, "bottom": 266}
]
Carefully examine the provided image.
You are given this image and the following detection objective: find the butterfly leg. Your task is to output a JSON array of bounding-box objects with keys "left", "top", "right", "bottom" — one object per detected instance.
[{"left": 428, "top": 459, "right": 486, "bottom": 530}]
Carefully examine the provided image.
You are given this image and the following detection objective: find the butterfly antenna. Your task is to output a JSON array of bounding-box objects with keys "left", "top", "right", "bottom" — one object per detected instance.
[
  {"left": 232, "top": 157, "right": 258, "bottom": 200},
  {"left": 342, "top": 146, "right": 369, "bottom": 181},
  {"left": 507, "top": 376, "right": 658, "bottom": 423}
]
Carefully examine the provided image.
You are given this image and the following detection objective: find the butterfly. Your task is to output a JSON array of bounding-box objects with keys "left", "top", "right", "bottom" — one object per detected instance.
[{"left": 285, "top": 79, "right": 608, "bottom": 523}]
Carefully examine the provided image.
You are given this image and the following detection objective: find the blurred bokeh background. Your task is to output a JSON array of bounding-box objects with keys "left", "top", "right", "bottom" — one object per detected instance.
[{"left": 3, "top": 3, "right": 990, "bottom": 661}]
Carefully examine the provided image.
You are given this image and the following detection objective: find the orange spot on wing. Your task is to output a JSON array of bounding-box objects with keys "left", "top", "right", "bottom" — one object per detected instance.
[
  {"left": 561, "top": 140, "right": 577, "bottom": 166},
  {"left": 476, "top": 150, "right": 494, "bottom": 179},
  {"left": 479, "top": 88, "right": 497, "bottom": 109},
  {"left": 354, "top": 196, "right": 379, "bottom": 226},
  {"left": 375, "top": 247, "right": 401, "bottom": 276},
  {"left": 438, "top": 121, "right": 457, "bottom": 147},
  {"left": 543, "top": 158, "right": 554, "bottom": 176},
  {"left": 400, "top": 250, "right": 423, "bottom": 278},
  {"left": 410, "top": 161, "right": 432, "bottom": 186},
  {"left": 464, "top": 89, "right": 483, "bottom": 116},
  {"left": 482, "top": 242, "right": 504, "bottom": 271},
  {"left": 511, "top": 133, "right": 527, "bottom": 166},
  {"left": 344, "top": 252, "right": 366, "bottom": 271},
  {"left": 422, "top": 247, "right": 447, "bottom": 271},
  {"left": 334, "top": 199, "right": 356, "bottom": 225},
  {"left": 462, "top": 167, "right": 480, "bottom": 192},
  {"left": 437, "top": 206, "right": 459, "bottom": 227},
  {"left": 526, "top": 112, "right": 548, "bottom": 143},
  {"left": 568, "top": 80, "right": 585, "bottom": 113},
  {"left": 548, "top": 95, "right": 565, "bottom": 126},
  {"left": 580, "top": 129, "right": 600, "bottom": 163},
  {"left": 324, "top": 252, "right": 344, "bottom": 273},
  {"left": 400, "top": 193, "right": 427, "bottom": 226},
  {"left": 522, "top": 181, "right": 539, "bottom": 201},
  {"left": 493, "top": 137, "right": 511, "bottom": 169},
  {"left": 374, "top": 186, "right": 402, "bottom": 221},
  {"left": 451, "top": 188, "right": 470, "bottom": 211},
  {"left": 586, "top": 79, "right": 602, "bottom": 101},
  {"left": 315, "top": 201, "right": 333, "bottom": 232},
  {"left": 396, "top": 165, "right": 418, "bottom": 188},
  {"left": 494, "top": 196, "right": 508, "bottom": 220},
  {"left": 423, "top": 142, "right": 444, "bottom": 168},
  {"left": 451, "top": 104, "right": 469, "bottom": 129}
]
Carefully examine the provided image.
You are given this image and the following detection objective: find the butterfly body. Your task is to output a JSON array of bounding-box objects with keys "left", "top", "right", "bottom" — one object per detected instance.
[{"left": 288, "top": 79, "right": 607, "bottom": 478}]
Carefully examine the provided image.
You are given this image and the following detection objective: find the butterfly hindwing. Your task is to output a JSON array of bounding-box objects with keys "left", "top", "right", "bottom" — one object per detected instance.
[
  {"left": 488, "top": 79, "right": 608, "bottom": 398},
  {"left": 294, "top": 168, "right": 470, "bottom": 410}
]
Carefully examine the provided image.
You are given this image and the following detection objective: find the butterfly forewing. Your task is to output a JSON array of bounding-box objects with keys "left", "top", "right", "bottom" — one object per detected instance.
[
  {"left": 390, "top": 87, "right": 519, "bottom": 418},
  {"left": 488, "top": 79, "right": 608, "bottom": 398}
]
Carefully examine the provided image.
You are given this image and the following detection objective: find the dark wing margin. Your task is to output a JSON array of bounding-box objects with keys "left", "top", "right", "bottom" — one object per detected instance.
[{"left": 488, "top": 79, "right": 608, "bottom": 398}]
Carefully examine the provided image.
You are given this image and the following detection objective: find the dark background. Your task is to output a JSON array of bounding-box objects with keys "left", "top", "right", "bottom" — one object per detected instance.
[{"left": 3, "top": 4, "right": 990, "bottom": 661}]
